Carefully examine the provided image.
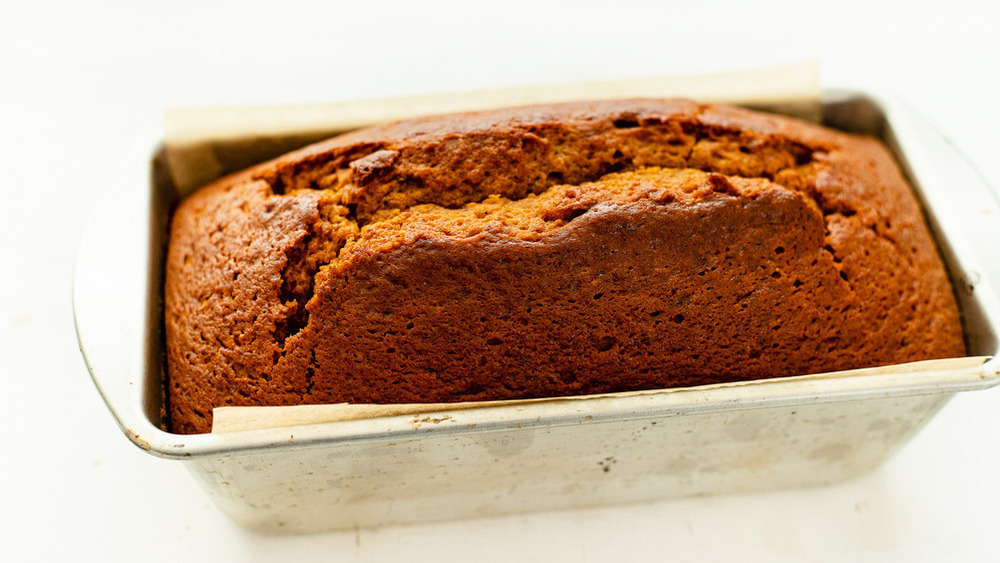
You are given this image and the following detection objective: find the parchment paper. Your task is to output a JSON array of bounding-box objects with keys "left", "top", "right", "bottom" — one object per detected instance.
[{"left": 212, "top": 356, "right": 990, "bottom": 432}]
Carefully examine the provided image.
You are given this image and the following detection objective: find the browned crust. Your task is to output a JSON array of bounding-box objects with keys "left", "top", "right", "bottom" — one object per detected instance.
[{"left": 165, "top": 99, "right": 965, "bottom": 434}]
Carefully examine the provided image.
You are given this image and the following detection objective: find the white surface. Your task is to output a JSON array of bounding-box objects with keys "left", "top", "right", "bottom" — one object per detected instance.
[{"left": 2, "top": 1, "right": 999, "bottom": 560}]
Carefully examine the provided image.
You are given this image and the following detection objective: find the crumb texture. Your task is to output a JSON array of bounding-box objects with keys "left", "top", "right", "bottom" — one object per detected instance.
[{"left": 165, "top": 99, "right": 965, "bottom": 434}]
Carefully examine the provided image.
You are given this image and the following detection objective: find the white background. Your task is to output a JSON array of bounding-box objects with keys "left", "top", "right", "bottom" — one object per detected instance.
[{"left": 3, "top": 1, "right": 999, "bottom": 561}]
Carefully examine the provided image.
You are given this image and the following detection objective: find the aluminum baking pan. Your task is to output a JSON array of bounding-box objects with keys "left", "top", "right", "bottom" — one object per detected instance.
[{"left": 74, "top": 89, "right": 1000, "bottom": 532}]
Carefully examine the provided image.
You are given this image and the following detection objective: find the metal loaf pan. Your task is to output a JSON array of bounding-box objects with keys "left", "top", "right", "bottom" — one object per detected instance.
[{"left": 74, "top": 89, "right": 1000, "bottom": 533}]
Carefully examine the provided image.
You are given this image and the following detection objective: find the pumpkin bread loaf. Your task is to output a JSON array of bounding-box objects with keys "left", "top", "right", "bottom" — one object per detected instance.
[{"left": 165, "top": 99, "right": 965, "bottom": 434}]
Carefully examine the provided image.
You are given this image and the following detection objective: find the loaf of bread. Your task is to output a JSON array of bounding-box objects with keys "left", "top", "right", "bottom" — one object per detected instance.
[{"left": 165, "top": 99, "right": 965, "bottom": 434}]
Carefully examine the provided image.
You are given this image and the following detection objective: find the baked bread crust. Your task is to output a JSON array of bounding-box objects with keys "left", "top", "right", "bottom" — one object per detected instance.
[{"left": 165, "top": 99, "right": 965, "bottom": 434}]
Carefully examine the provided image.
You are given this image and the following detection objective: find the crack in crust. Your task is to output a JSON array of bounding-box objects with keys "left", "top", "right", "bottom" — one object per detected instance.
[
  {"left": 266, "top": 111, "right": 834, "bottom": 351},
  {"left": 264, "top": 116, "right": 820, "bottom": 224},
  {"left": 274, "top": 195, "right": 358, "bottom": 349}
]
